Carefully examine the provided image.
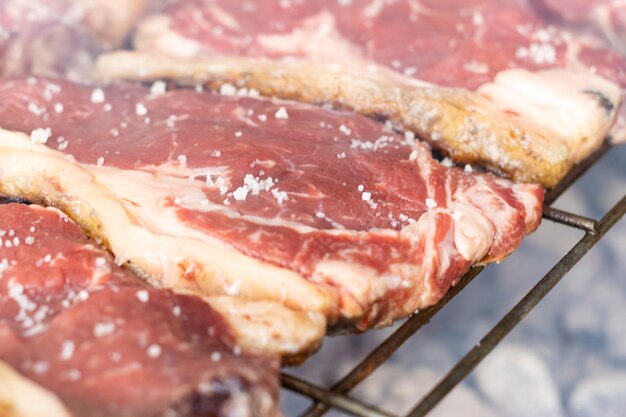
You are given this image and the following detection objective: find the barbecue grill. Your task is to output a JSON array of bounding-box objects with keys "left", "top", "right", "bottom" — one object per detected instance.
[
  {"left": 279, "top": 142, "right": 626, "bottom": 417},
  {"left": 0, "top": 141, "right": 623, "bottom": 417}
]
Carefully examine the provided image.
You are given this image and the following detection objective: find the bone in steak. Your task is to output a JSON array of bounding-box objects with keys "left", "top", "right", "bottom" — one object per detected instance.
[
  {"left": 0, "top": 77, "right": 543, "bottom": 330},
  {"left": 0, "top": 203, "right": 283, "bottom": 417},
  {"left": 98, "top": 0, "right": 625, "bottom": 186}
]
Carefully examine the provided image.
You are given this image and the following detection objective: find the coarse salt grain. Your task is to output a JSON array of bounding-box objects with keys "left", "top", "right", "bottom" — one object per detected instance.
[
  {"left": 93, "top": 322, "right": 116, "bottom": 338},
  {"left": 30, "top": 128, "right": 52, "bottom": 144},
  {"left": 472, "top": 11, "right": 485, "bottom": 26},
  {"left": 220, "top": 83, "right": 237, "bottom": 96},
  {"left": 60, "top": 340, "right": 75, "bottom": 361},
  {"left": 28, "top": 102, "right": 45, "bottom": 116},
  {"left": 90, "top": 88, "right": 105, "bottom": 104},
  {"left": 274, "top": 107, "right": 289, "bottom": 119},
  {"left": 147, "top": 344, "right": 162, "bottom": 358},
  {"left": 404, "top": 67, "right": 417, "bottom": 77},
  {"left": 150, "top": 80, "right": 167, "bottom": 95},
  {"left": 135, "top": 103, "right": 148, "bottom": 116},
  {"left": 272, "top": 188, "right": 289, "bottom": 204},
  {"left": 441, "top": 157, "right": 454, "bottom": 168},
  {"left": 232, "top": 186, "right": 249, "bottom": 201},
  {"left": 136, "top": 290, "right": 150, "bottom": 303}
]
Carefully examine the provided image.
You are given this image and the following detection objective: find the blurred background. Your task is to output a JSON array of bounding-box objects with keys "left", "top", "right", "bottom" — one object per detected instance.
[{"left": 282, "top": 144, "right": 626, "bottom": 417}]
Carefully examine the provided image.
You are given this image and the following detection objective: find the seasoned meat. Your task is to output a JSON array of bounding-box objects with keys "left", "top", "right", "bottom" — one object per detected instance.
[
  {"left": 0, "top": 203, "right": 284, "bottom": 417},
  {"left": 0, "top": 77, "right": 542, "bottom": 330},
  {"left": 98, "top": 0, "right": 626, "bottom": 186}
]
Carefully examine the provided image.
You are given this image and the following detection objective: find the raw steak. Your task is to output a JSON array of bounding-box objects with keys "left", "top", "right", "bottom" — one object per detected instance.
[
  {"left": 98, "top": 0, "right": 626, "bottom": 186},
  {"left": 0, "top": 77, "right": 543, "bottom": 330},
  {"left": 0, "top": 202, "right": 282, "bottom": 417},
  {"left": 531, "top": 0, "right": 626, "bottom": 56},
  {"left": 0, "top": 0, "right": 154, "bottom": 80}
]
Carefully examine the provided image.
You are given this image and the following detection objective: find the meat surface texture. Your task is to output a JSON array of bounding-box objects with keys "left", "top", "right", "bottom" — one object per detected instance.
[
  {"left": 0, "top": 203, "right": 283, "bottom": 417},
  {"left": 531, "top": 0, "right": 626, "bottom": 56},
  {"left": 0, "top": 77, "right": 543, "bottom": 330},
  {"left": 97, "top": 0, "right": 626, "bottom": 187},
  {"left": 0, "top": 0, "right": 155, "bottom": 80}
]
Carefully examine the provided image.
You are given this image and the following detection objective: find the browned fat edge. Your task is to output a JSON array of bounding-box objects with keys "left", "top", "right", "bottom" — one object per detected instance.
[
  {"left": 0, "top": 401, "right": 16, "bottom": 417},
  {"left": 0, "top": 185, "right": 113, "bottom": 256},
  {"left": 95, "top": 52, "right": 566, "bottom": 187}
]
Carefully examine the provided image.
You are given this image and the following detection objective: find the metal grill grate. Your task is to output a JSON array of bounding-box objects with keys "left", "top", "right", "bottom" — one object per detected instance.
[
  {"left": 0, "top": 144, "right": 623, "bottom": 417},
  {"left": 280, "top": 142, "right": 626, "bottom": 417}
]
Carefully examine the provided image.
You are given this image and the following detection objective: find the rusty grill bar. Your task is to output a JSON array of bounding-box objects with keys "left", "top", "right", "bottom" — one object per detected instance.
[{"left": 281, "top": 142, "right": 626, "bottom": 417}]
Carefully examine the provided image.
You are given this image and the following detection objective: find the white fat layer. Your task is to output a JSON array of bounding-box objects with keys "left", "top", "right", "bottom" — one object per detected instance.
[
  {"left": 0, "top": 361, "right": 71, "bottom": 417},
  {"left": 513, "top": 183, "right": 542, "bottom": 232},
  {"left": 135, "top": 15, "right": 203, "bottom": 59},
  {"left": 200, "top": 295, "right": 326, "bottom": 355},
  {"left": 478, "top": 69, "right": 622, "bottom": 163},
  {"left": 256, "top": 12, "right": 362, "bottom": 63},
  {"left": 311, "top": 260, "right": 379, "bottom": 319},
  {"left": 450, "top": 202, "right": 494, "bottom": 262},
  {"left": 400, "top": 211, "right": 440, "bottom": 306}
]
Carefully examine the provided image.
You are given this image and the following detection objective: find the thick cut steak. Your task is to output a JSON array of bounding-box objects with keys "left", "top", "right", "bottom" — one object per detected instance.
[
  {"left": 0, "top": 203, "right": 282, "bottom": 417},
  {"left": 98, "top": 0, "right": 625, "bottom": 186},
  {"left": 0, "top": 0, "right": 154, "bottom": 80},
  {"left": 0, "top": 78, "right": 543, "bottom": 330},
  {"left": 0, "top": 209, "right": 324, "bottom": 360}
]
